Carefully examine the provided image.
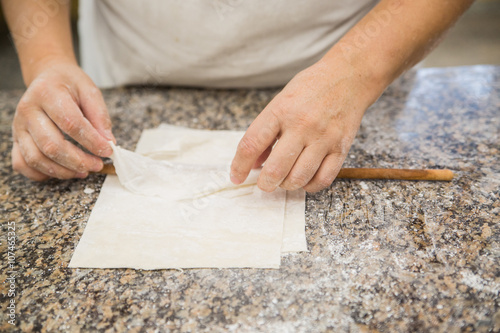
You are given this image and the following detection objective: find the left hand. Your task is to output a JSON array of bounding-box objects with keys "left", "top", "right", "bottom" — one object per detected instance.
[{"left": 230, "top": 59, "right": 378, "bottom": 192}]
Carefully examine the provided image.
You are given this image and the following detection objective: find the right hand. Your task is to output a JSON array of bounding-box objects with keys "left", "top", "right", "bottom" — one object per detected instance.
[{"left": 12, "top": 61, "right": 115, "bottom": 181}]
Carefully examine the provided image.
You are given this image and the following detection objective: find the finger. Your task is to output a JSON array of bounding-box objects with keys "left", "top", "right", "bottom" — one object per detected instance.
[
  {"left": 252, "top": 140, "right": 276, "bottom": 169},
  {"left": 303, "top": 153, "right": 344, "bottom": 193},
  {"left": 12, "top": 141, "right": 49, "bottom": 181},
  {"left": 41, "top": 91, "right": 113, "bottom": 157},
  {"left": 78, "top": 84, "right": 116, "bottom": 143},
  {"left": 280, "top": 144, "right": 327, "bottom": 191},
  {"left": 26, "top": 111, "right": 104, "bottom": 173},
  {"left": 257, "top": 133, "right": 303, "bottom": 192},
  {"left": 230, "top": 111, "right": 280, "bottom": 184},
  {"left": 16, "top": 130, "right": 89, "bottom": 179}
]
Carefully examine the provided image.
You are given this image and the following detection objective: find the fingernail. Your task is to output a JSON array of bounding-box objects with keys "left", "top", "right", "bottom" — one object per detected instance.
[
  {"left": 230, "top": 173, "right": 242, "bottom": 184},
  {"left": 104, "top": 129, "right": 115, "bottom": 142},
  {"left": 92, "top": 159, "right": 104, "bottom": 172},
  {"left": 99, "top": 144, "right": 113, "bottom": 157},
  {"left": 76, "top": 172, "right": 88, "bottom": 179}
]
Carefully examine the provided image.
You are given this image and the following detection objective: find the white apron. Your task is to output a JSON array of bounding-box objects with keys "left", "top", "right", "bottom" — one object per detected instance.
[{"left": 79, "top": 0, "right": 379, "bottom": 88}]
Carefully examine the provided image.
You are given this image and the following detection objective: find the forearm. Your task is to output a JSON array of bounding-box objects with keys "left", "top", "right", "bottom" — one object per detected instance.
[
  {"left": 1, "top": 0, "right": 76, "bottom": 85},
  {"left": 322, "top": 0, "right": 474, "bottom": 103}
]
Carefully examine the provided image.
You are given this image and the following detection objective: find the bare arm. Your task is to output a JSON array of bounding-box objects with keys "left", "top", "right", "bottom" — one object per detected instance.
[
  {"left": 230, "top": 0, "right": 474, "bottom": 192},
  {"left": 2, "top": 0, "right": 114, "bottom": 180},
  {"left": 2, "top": 0, "right": 75, "bottom": 84},
  {"left": 331, "top": 0, "right": 475, "bottom": 93}
]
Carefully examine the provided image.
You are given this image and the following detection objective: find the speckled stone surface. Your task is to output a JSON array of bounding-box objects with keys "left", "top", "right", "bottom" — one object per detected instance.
[{"left": 0, "top": 66, "right": 499, "bottom": 332}]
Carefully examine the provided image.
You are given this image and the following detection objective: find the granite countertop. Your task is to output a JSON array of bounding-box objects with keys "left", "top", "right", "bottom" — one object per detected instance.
[{"left": 0, "top": 66, "right": 499, "bottom": 332}]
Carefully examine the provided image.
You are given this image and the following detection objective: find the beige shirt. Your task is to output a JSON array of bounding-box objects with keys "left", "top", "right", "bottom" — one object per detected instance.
[{"left": 79, "top": 0, "right": 379, "bottom": 88}]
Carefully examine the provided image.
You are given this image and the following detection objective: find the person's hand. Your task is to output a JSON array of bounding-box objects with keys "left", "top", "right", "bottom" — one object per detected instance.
[
  {"left": 11, "top": 61, "right": 115, "bottom": 181},
  {"left": 230, "top": 59, "right": 380, "bottom": 192}
]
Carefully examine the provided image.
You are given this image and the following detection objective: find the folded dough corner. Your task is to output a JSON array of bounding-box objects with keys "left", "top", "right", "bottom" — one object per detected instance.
[{"left": 69, "top": 125, "right": 307, "bottom": 269}]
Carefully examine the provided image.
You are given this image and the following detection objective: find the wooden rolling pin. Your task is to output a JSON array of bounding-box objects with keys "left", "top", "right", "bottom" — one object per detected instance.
[
  {"left": 98, "top": 164, "right": 454, "bottom": 181},
  {"left": 336, "top": 168, "right": 454, "bottom": 181}
]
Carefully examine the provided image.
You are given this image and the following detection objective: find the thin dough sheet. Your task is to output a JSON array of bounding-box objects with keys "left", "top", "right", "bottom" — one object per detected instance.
[
  {"left": 69, "top": 125, "right": 306, "bottom": 269},
  {"left": 137, "top": 125, "right": 307, "bottom": 253}
]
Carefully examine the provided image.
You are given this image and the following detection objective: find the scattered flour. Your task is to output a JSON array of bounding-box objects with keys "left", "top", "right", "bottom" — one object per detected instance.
[{"left": 83, "top": 187, "right": 95, "bottom": 194}]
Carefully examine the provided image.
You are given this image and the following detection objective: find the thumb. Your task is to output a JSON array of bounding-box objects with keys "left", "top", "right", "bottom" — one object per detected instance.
[{"left": 78, "top": 84, "right": 116, "bottom": 144}]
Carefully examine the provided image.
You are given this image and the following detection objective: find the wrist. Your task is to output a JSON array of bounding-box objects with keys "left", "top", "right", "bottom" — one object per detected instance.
[
  {"left": 21, "top": 52, "right": 78, "bottom": 86},
  {"left": 318, "top": 47, "right": 389, "bottom": 109}
]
